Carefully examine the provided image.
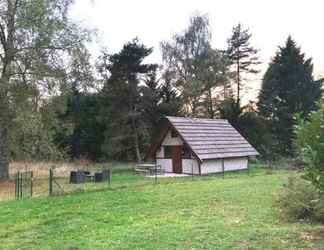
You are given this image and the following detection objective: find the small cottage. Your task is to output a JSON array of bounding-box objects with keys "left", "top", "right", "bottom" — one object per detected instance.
[{"left": 147, "top": 116, "right": 259, "bottom": 175}]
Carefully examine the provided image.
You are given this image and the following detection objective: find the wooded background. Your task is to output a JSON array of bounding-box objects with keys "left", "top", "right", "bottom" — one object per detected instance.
[{"left": 0, "top": 1, "right": 323, "bottom": 180}]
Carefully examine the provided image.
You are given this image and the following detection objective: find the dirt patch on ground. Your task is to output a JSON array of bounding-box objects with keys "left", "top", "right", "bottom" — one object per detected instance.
[{"left": 299, "top": 229, "right": 324, "bottom": 241}]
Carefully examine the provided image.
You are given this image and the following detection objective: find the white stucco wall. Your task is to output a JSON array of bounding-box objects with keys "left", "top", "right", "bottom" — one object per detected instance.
[
  {"left": 161, "top": 130, "right": 183, "bottom": 146},
  {"left": 182, "top": 159, "right": 199, "bottom": 174},
  {"left": 201, "top": 159, "right": 222, "bottom": 174},
  {"left": 157, "top": 158, "right": 199, "bottom": 174},
  {"left": 155, "top": 129, "right": 183, "bottom": 159},
  {"left": 156, "top": 147, "right": 164, "bottom": 158},
  {"left": 156, "top": 159, "right": 172, "bottom": 172},
  {"left": 224, "top": 157, "right": 248, "bottom": 171},
  {"left": 201, "top": 157, "right": 248, "bottom": 174}
]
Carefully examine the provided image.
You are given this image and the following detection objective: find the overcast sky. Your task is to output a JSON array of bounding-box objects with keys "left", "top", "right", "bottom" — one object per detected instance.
[{"left": 70, "top": 0, "right": 324, "bottom": 101}]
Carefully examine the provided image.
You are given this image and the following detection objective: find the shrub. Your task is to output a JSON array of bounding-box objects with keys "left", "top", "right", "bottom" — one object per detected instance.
[
  {"left": 295, "top": 101, "right": 324, "bottom": 193},
  {"left": 275, "top": 176, "right": 324, "bottom": 223}
]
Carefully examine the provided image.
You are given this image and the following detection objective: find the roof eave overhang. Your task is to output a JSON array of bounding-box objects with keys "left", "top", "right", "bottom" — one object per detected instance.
[{"left": 167, "top": 118, "right": 203, "bottom": 164}]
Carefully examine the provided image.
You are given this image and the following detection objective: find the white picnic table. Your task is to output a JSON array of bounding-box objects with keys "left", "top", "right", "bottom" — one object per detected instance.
[{"left": 135, "top": 163, "right": 164, "bottom": 175}]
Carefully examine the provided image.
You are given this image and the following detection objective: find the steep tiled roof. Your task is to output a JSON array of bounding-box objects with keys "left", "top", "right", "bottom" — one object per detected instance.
[{"left": 166, "top": 116, "right": 259, "bottom": 160}]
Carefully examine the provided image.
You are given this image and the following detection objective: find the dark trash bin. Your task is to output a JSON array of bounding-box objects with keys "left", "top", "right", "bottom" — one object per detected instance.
[
  {"left": 70, "top": 171, "right": 85, "bottom": 184},
  {"left": 94, "top": 169, "right": 111, "bottom": 182},
  {"left": 95, "top": 172, "right": 103, "bottom": 182}
]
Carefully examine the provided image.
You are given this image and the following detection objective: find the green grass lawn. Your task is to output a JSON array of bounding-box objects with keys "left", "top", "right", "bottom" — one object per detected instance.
[{"left": 0, "top": 167, "right": 323, "bottom": 250}]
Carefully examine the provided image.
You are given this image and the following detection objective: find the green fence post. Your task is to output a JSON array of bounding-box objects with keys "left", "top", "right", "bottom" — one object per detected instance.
[
  {"left": 17, "top": 172, "right": 20, "bottom": 199},
  {"left": 247, "top": 158, "right": 250, "bottom": 176},
  {"left": 15, "top": 172, "right": 17, "bottom": 200},
  {"left": 222, "top": 159, "right": 225, "bottom": 179},
  {"left": 21, "top": 172, "right": 23, "bottom": 198},
  {"left": 18, "top": 172, "right": 21, "bottom": 199},
  {"left": 108, "top": 169, "right": 111, "bottom": 187},
  {"left": 30, "top": 171, "right": 33, "bottom": 197},
  {"left": 49, "top": 168, "right": 53, "bottom": 196},
  {"left": 191, "top": 162, "right": 194, "bottom": 181},
  {"left": 155, "top": 164, "right": 157, "bottom": 184},
  {"left": 19, "top": 172, "right": 22, "bottom": 199},
  {"left": 21, "top": 172, "right": 24, "bottom": 198}
]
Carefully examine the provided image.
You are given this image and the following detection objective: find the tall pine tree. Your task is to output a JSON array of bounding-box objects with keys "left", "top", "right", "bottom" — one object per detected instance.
[
  {"left": 226, "top": 23, "right": 260, "bottom": 104},
  {"left": 140, "top": 69, "right": 182, "bottom": 139},
  {"left": 99, "top": 39, "right": 157, "bottom": 162},
  {"left": 258, "top": 36, "right": 323, "bottom": 155}
]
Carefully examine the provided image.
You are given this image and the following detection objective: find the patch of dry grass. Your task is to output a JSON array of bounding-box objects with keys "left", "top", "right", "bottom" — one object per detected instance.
[
  {"left": 0, "top": 161, "right": 136, "bottom": 201},
  {"left": 9, "top": 161, "right": 135, "bottom": 178},
  {"left": 9, "top": 161, "right": 84, "bottom": 178}
]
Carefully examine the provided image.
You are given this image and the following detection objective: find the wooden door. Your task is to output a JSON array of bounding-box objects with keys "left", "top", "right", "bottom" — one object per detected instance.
[{"left": 172, "top": 146, "right": 182, "bottom": 174}]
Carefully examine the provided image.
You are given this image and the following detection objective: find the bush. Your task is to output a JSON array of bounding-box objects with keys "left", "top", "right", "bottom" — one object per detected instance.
[
  {"left": 275, "top": 176, "right": 324, "bottom": 223},
  {"left": 295, "top": 101, "right": 324, "bottom": 193}
]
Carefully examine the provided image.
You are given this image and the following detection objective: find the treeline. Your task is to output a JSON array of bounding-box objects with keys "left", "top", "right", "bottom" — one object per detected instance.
[{"left": 1, "top": 2, "right": 323, "bottom": 179}]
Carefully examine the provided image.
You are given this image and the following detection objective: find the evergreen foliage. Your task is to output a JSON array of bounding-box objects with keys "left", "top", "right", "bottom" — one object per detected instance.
[
  {"left": 54, "top": 92, "right": 104, "bottom": 160},
  {"left": 226, "top": 23, "right": 260, "bottom": 104},
  {"left": 98, "top": 39, "right": 157, "bottom": 162},
  {"left": 0, "top": 8, "right": 323, "bottom": 167},
  {"left": 258, "top": 36, "right": 323, "bottom": 155}
]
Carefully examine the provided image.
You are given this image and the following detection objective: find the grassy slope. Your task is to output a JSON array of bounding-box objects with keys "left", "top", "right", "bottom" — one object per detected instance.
[{"left": 0, "top": 169, "right": 323, "bottom": 250}]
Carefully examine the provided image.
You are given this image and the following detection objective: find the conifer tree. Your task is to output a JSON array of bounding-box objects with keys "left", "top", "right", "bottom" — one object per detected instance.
[
  {"left": 258, "top": 36, "right": 323, "bottom": 154},
  {"left": 99, "top": 39, "right": 157, "bottom": 162},
  {"left": 226, "top": 23, "right": 260, "bottom": 104}
]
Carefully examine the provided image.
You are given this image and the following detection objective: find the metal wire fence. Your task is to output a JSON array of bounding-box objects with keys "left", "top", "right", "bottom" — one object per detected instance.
[{"left": 0, "top": 163, "right": 268, "bottom": 202}]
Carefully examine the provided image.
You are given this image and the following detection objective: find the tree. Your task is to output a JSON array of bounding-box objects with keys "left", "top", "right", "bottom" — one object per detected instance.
[
  {"left": 54, "top": 45, "right": 102, "bottom": 159},
  {"left": 158, "top": 70, "right": 183, "bottom": 118},
  {"left": 219, "top": 99, "right": 275, "bottom": 159},
  {"left": 0, "top": 0, "right": 91, "bottom": 179},
  {"left": 219, "top": 96, "right": 242, "bottom": 129},
  {"left": 161, "top": 14, "right": 229, "bottom": 117},
  {"left": 9, "top": 83, "right": 64, "bottom": 161},
  {"left": 295, "top": 101, "right": 324, "bottom": 193},
  {"left": 140, "top": 68, "right": 182, "bottom": 142},
  {"left": 258, "top": 36, "right": 323, "bottom": 154},
  {"left": 99, "top": 39, "right": 157, "bottom": 162},
  {"left": 226, "top": 23, "right": 260, "bottom": 104}
]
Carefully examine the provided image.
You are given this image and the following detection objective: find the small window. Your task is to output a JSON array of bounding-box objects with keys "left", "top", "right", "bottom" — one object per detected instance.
[
  {"left": 171, "top": 129, "right": 178, "bottom": 138},
  {"left": 164, "top": 146, "right": 172, "bottom": 158}
]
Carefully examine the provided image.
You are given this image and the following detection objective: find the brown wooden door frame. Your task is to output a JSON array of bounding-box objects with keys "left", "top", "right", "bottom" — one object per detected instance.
[{"left": 171, "top": 146, "right": 182, "bottom": 174}]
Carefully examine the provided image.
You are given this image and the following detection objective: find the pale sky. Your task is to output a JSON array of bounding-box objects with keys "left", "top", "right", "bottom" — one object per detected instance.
[{"left": 70, "top": 0, "right": 324, "bottom": 101}]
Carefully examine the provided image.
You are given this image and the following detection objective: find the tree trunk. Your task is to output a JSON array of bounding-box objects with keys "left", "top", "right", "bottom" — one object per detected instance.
[
  {"left": 0, "top": 87, "right": 9, "bottom": 180},
  {"left": 0, "top": 123, "right": 9, "bottom": 180},
  {"left": 0, "top": 0, "right": 17, "bottom": 180},
  {"left": 236, "top": 58, "right": 240, "bottom": 104},
  {"left": 207, "top": 88, "right": 214, "bottom": 119},
  {"left": 131, "top": 117, "right": 142, "bottom": 163}
]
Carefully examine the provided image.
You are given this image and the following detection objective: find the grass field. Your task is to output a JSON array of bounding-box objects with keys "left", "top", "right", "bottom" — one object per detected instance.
[{"left": 0, "top": 166, "right": 323, "bottom": 250}]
